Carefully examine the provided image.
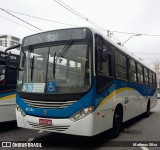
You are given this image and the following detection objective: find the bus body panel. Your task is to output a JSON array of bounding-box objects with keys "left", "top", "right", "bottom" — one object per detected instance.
[
  {"left": 0, "top": 91, "right": 16, "bottom": 122},
  {"left": 16, "top": 111, "right": 94, "bottom": 136},
  {"left": 16, "top": 78, "right": 157, "bottom": 136},
  {"left": 150, "top": 92, "right": 158, "bottom": 109},
  {"left": 93, "top": 84, "right": 157, "bottom": 135}
]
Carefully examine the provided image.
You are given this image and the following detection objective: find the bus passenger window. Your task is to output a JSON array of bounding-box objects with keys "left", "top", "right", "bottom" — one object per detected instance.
[
  {"left": 153, "top": 73, "right": 156, "bottom": 86},
  {"left": 144, "top": 68, "right": 149, "bottom": 85},
  {"left": 149, "top": 71, "right": 153, "bottom": 86},
  {"left": 137, "top": 64, "right": 144, "bottom": 84},
  {"left": 129, "top": 59, "right": 137, "bottom": 82},
  {"left": 115, "top": 51, "right": 127, "bottom": 80}
]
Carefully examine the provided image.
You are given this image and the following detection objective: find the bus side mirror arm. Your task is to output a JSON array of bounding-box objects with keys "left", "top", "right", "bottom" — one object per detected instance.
[
  {"left": 5, "top": 44, "right": 21, "bottom": 66},
  {"left": 5, "top": 44, "right": 21, "bottom": 52}
]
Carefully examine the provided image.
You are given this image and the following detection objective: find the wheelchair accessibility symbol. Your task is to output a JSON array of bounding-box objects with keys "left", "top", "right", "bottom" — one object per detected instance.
[
  {"left": 48, "top": 83, "right": 55, "bottom": 91},
  {"left": 47, "top": 81, "right": 56, "bottom": 93}
]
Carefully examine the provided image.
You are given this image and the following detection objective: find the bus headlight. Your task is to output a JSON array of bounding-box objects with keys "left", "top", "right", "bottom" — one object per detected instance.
[
  {"left": 70, "top": 106, "right": 93, "bottom": 122},
  {"left": 16, "top": 105, "right": 26, "bottom": 117},
  {"left": 16, "top": 105, "right": 21, "bottom": 111}
]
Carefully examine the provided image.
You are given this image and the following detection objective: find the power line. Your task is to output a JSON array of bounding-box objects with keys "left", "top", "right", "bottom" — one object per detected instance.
[
  {"left": 142, "top": 58, "right": 160, "bottom": 59},
  {"left": 1, "top": 7, "right": 160, "bottom": 37},
  {"left": 53, "top": 0, "right": 160, "bottom": 38},
  {"left": 0, "top": 14, "right": 38, "bottom": 32},
  {"left": 0, "top": 8, "right": 43, "bottom": 31},
  {"left": 132, "top": 53, "right": 160, "bottom": 55},
  {"left": 104, "top": 29, "right": 160, "bottom": 37},
  {"left": 53, "top": 0, "right": 107, "bottom": 30},
  {"left": 0, "top": 8, "right": 77, "bottom": 27}
]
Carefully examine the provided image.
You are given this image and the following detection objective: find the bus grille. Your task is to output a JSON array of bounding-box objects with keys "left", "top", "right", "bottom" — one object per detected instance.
[
  {"left": 23, "top": 99, "right": 77, "bottom": 109},
  {"left": 28, "top": 122, "right": 69, "bottom": 132}
]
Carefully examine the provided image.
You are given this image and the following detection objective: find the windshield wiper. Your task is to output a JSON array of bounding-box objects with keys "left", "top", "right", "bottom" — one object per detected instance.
[
  {"left": 52, "top": 40, "right": 73, "bottom": 79},
  {"left": 55, "top": 40, "right": 73, "bottom": 63},
  {"left": 53, "top": 52, "right": 56, "bottom": 79},
  {"left": 30, "top": 55, "right": 35, "bottom": 81}
]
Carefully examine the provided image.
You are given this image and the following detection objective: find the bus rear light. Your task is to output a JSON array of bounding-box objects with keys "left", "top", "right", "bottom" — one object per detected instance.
[{"left": 70, "top": 106, "right": 93, "bottom": 122}]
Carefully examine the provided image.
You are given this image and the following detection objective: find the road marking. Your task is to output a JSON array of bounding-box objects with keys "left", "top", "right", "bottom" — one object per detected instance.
[
  {"left": 38, "top": 130, "right": 44, "bottom": 134},
  {"left": 141, "top": 147, "right": 149, "bottom": 150},
  {"left": 27, "top": 138, "right": 35, "bottom": 142}
]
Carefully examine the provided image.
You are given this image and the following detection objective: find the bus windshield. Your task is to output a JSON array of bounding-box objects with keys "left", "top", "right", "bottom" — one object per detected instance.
[{"left": 18, "top": 43, "right": 91, "bottom": 94}]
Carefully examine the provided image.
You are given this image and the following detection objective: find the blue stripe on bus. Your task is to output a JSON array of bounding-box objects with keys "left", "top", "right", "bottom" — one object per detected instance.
[
  {"left": 95, "top": 79, "right": 156, "bottom": 107},
  {"left": 16, "top": 85, "right": 95, "bottom": 118},
  {"left": 16, "top": 78, "right": 156, "bottom": 118},
  {"left": 0, "top": 90, "right": 16, "bottom": 98}
]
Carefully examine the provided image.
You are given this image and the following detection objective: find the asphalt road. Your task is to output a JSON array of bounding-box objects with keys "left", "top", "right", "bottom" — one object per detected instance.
[{"left": 0, "top": 100, "right": 160, "bottom": 150}]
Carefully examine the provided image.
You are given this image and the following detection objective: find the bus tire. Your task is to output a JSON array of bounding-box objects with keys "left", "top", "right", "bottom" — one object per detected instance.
[
  {"left": 145, "top": 100, "right": 150, "bottom": 117},
  {"left": 112, "top": 109, "right": 122, "bottom": 138}
]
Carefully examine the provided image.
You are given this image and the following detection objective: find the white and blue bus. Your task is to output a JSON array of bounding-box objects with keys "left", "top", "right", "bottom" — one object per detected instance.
[
  {"left": 0, "top": 46, "right": 20, "bottom": 122},
  {"left": 15, "top": 27, "right": 157, "bottom": 137}
]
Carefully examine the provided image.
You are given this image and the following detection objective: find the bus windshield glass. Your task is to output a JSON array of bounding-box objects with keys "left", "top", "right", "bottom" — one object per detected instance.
[{"left": 18, "top": 43, "right": 91, "bottom": 94}]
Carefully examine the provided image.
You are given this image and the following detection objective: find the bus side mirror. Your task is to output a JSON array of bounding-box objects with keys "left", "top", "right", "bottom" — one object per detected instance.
[
  {"left": 102, "top": 49, "right": 108, "bottom": 62},
  {"left": 96, "top": 47, "right": 102, "bottom": 74},
  {"left": 19, "top": 51, "right": 26, "bottom": 70},
  {"left": 5, "top": 43, "right": 21, "bottom": 67},
  {"left": 95, "top": 35, "right": 103, "bottom": 48},
  {"left": 95, "top": 34, "right": 103, "bottom": 74},
  {"left": 5, "top": 44, "right": 21, "bottom": 51}
]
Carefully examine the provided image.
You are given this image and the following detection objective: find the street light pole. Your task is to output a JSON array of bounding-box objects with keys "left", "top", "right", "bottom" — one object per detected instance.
[
  {"left": 122, "top": 34, "right": 141, "bottom": 46},
  {"left": 148, "top": 59, "right": 160, "bottom": 66}
]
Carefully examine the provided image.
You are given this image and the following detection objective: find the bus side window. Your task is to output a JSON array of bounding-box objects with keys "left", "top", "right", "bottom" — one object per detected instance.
[
  {"left": 96, "top": 39, "right": 113, "bottom": 93},
  {"left": 101, "top": 44, "right": 112, "bottom": 76},
  {"left": 115, "top": 50, "right": 127, "bottom": 80},
  {"left": 137, "top": 64, "right": 144, "bottom": 84},
  {"left": 153, "top": 73, "right": 157, "bottom": 87},
  {"left": 129, "top": 59, "right": 137, "bottom": 82},
  {"left": 149, "top": 71, "right": 153, "bottom": 86},
  {"left": 144, "top": 68, "right": 149, "bottom": 85},
  {"left": 0, "top": 65, "right": 5, "bottom": 82}
]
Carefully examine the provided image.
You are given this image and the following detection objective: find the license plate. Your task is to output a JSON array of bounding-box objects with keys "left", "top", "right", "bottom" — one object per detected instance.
[{"left": 39, "top": 119, "right": 52, "bottom": 126}]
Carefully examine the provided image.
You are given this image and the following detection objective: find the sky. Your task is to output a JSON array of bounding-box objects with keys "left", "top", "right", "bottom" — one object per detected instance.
[{"left": 0, "top": 0, "right": 160, "bottom": 69}]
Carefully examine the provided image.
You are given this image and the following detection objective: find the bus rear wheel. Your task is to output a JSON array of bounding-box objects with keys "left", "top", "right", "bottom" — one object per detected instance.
[
  {"left": 112, "top": 111, "right": 122, "bottom": 138},
  {"left": 145, "top": 101, "right": 150, "bottom": 117}
]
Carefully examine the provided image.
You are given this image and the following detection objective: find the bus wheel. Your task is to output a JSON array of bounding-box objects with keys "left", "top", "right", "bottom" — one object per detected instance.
[
  {"left": 145, "top": 101, "right": 150, "bottom": 117},
  {"left": 112, "top": 111, "right": 122, "bottom": 138}
]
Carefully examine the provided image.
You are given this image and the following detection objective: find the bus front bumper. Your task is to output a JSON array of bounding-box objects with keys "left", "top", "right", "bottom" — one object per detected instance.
[{"left": 16, "top": 109, "right": 94, "bottom": 136}]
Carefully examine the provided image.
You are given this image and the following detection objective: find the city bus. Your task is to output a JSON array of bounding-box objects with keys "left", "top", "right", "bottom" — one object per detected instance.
[
  {"left": 15, "top": 27, "right": 157, "bottom": 137},
  {"left": 0, "top": 46, "right": 20, "bottom": 122}
]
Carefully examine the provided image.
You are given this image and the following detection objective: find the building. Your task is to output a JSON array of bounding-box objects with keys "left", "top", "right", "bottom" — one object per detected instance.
[
  {"left": 153, "top": 61, "right": 160, "bottom": 88},
  {"left": 0, "top": 34, "right": 21, "bottom": 48}
]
